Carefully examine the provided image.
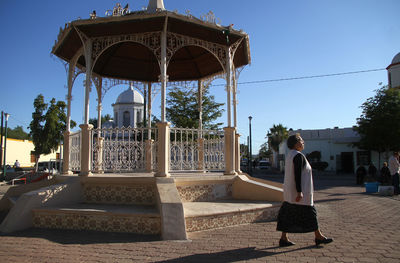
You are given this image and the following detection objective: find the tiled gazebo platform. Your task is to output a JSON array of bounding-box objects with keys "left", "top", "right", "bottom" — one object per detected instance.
[{"left": 0, "top": 173, "right": 283, "bottom": 240}]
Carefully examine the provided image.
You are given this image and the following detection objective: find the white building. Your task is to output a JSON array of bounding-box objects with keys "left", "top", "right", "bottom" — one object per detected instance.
[
  {"left": 103, "top": 85, "right": 145, "bottom": 128},
  {"left": 387, "top": 52, "right": 400, "bottom": 89},
  {"left": 279, "top": 127, "right": 385, "bottom": 174}
]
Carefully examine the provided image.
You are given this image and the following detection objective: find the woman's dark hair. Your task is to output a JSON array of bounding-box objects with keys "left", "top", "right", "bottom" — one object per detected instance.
[{"left": 287, "top": 133, "right": 301, "bottom": 149}]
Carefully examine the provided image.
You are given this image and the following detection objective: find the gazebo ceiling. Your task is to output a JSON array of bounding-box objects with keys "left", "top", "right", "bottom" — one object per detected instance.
[{"left": 53, "top": 11, "right": 251, "bottom": 82}]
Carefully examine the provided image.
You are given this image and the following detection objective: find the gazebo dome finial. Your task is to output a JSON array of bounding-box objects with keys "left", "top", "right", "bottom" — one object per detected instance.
[{"left": 147, "top": 0, "right": 165, "bottom": 13}]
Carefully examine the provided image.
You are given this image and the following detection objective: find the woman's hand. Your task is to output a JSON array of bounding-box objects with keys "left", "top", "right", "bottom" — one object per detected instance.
[{"left": 296, "top": 192, "right": 303, "bottom": 202}]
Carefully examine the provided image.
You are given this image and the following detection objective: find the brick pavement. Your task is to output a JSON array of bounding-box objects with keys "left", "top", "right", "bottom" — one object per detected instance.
[{"left": 0, "top": 174, "right": 399, "bottom": 263}]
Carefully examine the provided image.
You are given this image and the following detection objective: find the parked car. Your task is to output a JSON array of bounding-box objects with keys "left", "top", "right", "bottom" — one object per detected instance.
[{"left": 258, "top": 160, "right": 271, "bottom": 169}]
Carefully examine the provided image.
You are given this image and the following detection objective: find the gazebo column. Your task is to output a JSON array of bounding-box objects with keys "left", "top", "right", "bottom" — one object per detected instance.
[
  {"left": 197, "top": 80, "right": 205, "bottom": 172},
  {"left": 224, "top": 47, "right": 236, "bottom": 175},
  {"left": 233, "top": 71, "right": 241, "bottom": 174},
  {"left": 156, "top": 122, "right": 170, "bottom": 177},
  {"left": 235, "top": 133, "right": 242, "bottom": 174},
  {"left": 145, "top": 82, "right": 153, "bottom": 173},
  {"left": 80, "top": 39, "right": 93, "bottom": 176},
  {"left": 94, "top": 80, "right": 104, "bottom": 174},
  {"left": 156, "top": 24, "right": 170, "bottom": 177},
  {"left": 62, "top": 62, "right": 74, "bottom": 175}
]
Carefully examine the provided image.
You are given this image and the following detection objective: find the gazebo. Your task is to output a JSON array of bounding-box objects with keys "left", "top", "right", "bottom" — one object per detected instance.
[
  {"left": 0, "top": 0, "right": 283, "bottom": 240},
  {"left": 52, "top": 0, "right": 251, "bottom": 177}
]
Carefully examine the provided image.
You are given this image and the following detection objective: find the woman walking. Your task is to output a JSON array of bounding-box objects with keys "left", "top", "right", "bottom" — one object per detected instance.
[{"left": 277, "top": 134, "right": 333, "bottom": 247}]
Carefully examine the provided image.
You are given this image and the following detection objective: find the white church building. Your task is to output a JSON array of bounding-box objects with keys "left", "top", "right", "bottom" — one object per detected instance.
[{"left": 103, "top": 85, "right": 144, "bottom": 128}]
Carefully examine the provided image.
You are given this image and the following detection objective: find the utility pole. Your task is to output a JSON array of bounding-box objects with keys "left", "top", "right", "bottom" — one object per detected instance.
[
  {"left": 2, "top": 113, "right": 9, "bottom": 181},
  {"left": 248, "top": 116, "right": 252, "bottom": 175},
  {"left": 0, "top": 111, "right": 3, "bottom": 170}
]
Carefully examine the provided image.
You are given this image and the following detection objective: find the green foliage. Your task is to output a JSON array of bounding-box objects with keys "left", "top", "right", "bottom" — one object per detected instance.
[
  {"left": 89, "top": 114, "right": 112, "bottom": 129},
  {"left": 311, "top": 161, "right": 329, "bottom": 171},
  {"left": 306, "top": 151, "right": 322, "bottom": 162},
  {"left": 166, "top": 85, "right": 224, "bottom": 129},
  {"left": 29, "top": 94, "right": 76, "bottom": 158},
  {"left": 240, "top": 143, "right": 249, "bottom": 158},
  {"left": 266, "top": 124, "right": 289, "bottom": 152},
  {"left": 6, "top": 126, "right": 30, "bottom": 140},
  {"left": 354, "top": 85, "right": 400, "bottom": 152},
  {"left": 258, "top": 142, "right": 271, "bottom": 159}
]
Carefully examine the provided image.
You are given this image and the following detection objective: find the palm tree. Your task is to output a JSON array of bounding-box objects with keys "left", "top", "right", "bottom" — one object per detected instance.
[{"left": 266, "top": 124, "right": 289, "bottom": 168}]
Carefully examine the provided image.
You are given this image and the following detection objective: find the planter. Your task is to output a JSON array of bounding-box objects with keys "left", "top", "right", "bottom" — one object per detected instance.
[
  {"left": 365, "top": 182, "right": 380, "bottom": 193},
  {"left": 378, "top": 185, "right": 394, "bottom": 196}
]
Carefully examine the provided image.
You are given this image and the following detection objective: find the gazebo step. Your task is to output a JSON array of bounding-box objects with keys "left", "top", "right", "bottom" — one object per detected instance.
[
  {"left": 32, "top": 203, "right": 161, "bottom": 234},
  {"left": 183, "top": 200, "right": 281, "bottom": 232}
]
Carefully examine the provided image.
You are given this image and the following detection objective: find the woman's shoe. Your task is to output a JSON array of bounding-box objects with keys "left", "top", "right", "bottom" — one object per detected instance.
[
  {"left": 279, "top": 239, "right": 295, "bottom": 247},
  {"left": 315, "top": 237, "right": 333, "bottom": 246}
]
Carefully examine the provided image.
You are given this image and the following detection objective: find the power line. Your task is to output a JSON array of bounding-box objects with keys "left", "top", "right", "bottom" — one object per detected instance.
[{"left": 211, "top": 68, "right": 386, "bottom": 86}]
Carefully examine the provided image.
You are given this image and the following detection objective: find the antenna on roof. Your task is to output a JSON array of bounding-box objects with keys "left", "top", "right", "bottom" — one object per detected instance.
[{"left": 147, "top": 0, "right": 165, "bottom": 13}]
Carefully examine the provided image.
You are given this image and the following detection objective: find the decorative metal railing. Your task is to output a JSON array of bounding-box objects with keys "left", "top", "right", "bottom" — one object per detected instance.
[
  {"left": 91, "top": 127, "right": 157, "bottom": 173},
  {"left": 69, "top": 131, "right": 81, "bottom": 172},
  {"left": 170, "top": 128, "right": 224, "bottom": 171},
  {"left": 203, "top": 129, "right": 225, "bottom": 171}
]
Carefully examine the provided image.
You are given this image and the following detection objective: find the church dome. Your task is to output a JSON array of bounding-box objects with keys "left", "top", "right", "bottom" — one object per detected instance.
[
  {"left": 115, "top": 86, "right": 144, "bottom": 104},
  {"left": 392, "top": 52, "right": 400, "bottom": 65}
]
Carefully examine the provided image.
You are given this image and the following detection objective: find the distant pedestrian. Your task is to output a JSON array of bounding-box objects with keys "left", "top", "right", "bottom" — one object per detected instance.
[
  {"left": 380, "top": 162, "right": 391, "bottom": 185},
  {"left": 388, "top": 152, "right": 400, "bottom": 195},
  {"left": 14, "top": 160, "right": 20, "bottom": 168},
  {"left": 368, "top": 163, "right": 377, "bottom": 181},
  {"left": 356, "top": 165, "right": 367, "bottom": 185},
  {"left": 276, "top": 134, "right": 333, "bottom": 247}
]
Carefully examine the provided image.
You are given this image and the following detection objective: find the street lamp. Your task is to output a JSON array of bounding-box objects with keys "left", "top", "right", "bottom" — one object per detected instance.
[
  {"left": 2, "top": 113, "right": 9, "bottom": 181},
  {"left": 248, "top": 116, "right": 252, "bottom": 174},
  {"left": 0, "top": 111, "right": 4, "bottom": 171}
]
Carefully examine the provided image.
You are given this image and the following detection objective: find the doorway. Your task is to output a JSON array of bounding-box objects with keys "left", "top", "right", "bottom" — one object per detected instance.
[{"left": 340, "top": 152, "right": 354, "bottom": 173}]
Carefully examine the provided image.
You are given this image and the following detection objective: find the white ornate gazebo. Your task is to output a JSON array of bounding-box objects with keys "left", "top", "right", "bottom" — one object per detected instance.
[
  {"left": 0, "top": 1, "right": 285, "bottom": 240},
  {"left": 52, "top": 0, "right": 251, "bottom": 177}
]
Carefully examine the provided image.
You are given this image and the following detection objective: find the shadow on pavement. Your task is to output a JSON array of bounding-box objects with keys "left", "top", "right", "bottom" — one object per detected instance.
[
  {"left": 0, "top": 228, "right": 160, "bottom": 244},
  {"left": 155, "top": 245, "right": 317, "bottom": 263}
]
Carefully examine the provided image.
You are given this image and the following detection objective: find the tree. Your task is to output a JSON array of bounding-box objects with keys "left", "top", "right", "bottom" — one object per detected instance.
[
  {"left": 7, "top": 126, "right": 30, "bottom": 140},
  {"left": 29, "top": 94, "right": 76, "bottom": 171},
  {"left": 166, "top": 85, "right": 224, "bottom": 129},
  {"left": 266, "top": 124, "right": 289, "bottom": 168},
  {"left": 258, "top": 142, "right": 271, "bottom": 160},
  {"left": 353, "top": 85, "right": 400, "bottom": 166},
  {"left": 266, "top": 124, "right": 289, "bottom": 152},
  {"left": 89, "top": 114, "right": 112, "bottom": 129}
]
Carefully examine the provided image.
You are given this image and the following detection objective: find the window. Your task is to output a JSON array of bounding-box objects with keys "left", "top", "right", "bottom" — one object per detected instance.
[
  {"left": 30, "top": 151, "right": 36, "bottom": 163},
  {"left": 357, "top": 151, "right": 370, "bottom": 166},
  {"left": 114, "top": 112, "right": 118, "bottom": 126},
  {"left": 123, "top": 111, "right": 130, "bottom": 127}
]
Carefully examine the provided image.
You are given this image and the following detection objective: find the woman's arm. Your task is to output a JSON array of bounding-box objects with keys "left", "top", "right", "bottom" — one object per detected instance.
[{"left": 293, "top": 153, "right": 305, "bottom": 202}]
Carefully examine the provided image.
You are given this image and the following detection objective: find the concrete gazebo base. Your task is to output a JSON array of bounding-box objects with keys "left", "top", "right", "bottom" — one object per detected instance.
[{"left": 0, "top": 173, "right": 283, "bottom": 240}]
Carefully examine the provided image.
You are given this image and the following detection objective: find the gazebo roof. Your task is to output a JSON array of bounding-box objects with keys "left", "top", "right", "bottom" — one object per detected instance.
[{"left": 52, "top": 10, "right": 251, "bottom": 82}]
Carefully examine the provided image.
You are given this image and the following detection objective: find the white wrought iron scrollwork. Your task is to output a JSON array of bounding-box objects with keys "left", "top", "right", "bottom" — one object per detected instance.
[
  {"left": 91, "top": 127, "right": 157, "bottom": 172},
  {"left": 170, "top": 127, "right": 225, "bottom": 171},
  {"left": 105, "top": 3, "right": 131, "bottom": 17},
  {"left": 170, "top": 128, "right": 200, "bottom": 171},
  {"left": 99, "top": 78, "right": 161, "bottom": 103},
  {"left": 166, "top": 32, "right": 227, "bottom": 71},
  {"left": 91, "top": 32, "right": 162, "bottom": 63},
  {"left": 203, "top": 129, "right": 225, "bottom": 171},
  {"left": 69, "top": 131, "right": 81, "bottom": 172},
  {"left": 200, "top": 11, "right": 221, "bottom": 25}
]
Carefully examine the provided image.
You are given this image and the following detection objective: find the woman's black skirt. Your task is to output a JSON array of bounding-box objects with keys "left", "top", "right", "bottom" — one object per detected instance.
[{"left": 276, "top": 201, "right": 319, "bottom": 233}]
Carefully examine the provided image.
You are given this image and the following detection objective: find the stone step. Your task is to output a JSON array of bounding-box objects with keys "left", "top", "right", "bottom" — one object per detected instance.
[
  {"left": 183, "top": 200, "right": 281, "bottom": 232},
  {"left": 32, "top": 203, "right": 161, "bottom": 235}
]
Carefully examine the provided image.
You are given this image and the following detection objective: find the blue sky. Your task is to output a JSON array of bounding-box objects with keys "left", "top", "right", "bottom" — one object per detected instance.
[{"left": 0, "top": 0, "right": 399, "bottom": 153}]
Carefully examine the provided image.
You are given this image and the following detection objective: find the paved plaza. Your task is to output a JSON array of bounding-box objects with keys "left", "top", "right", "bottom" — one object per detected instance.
[{"left": 0, "top": 172, "right": 399, "bottom": 263}]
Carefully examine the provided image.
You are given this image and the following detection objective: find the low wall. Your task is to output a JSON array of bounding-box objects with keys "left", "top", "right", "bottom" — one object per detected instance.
[
  {"left": 232, "top": 175, "right": 283, "bottom": 202},
  {"left": 0, "top": 176, "right": 83, "bottom": 233}
]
